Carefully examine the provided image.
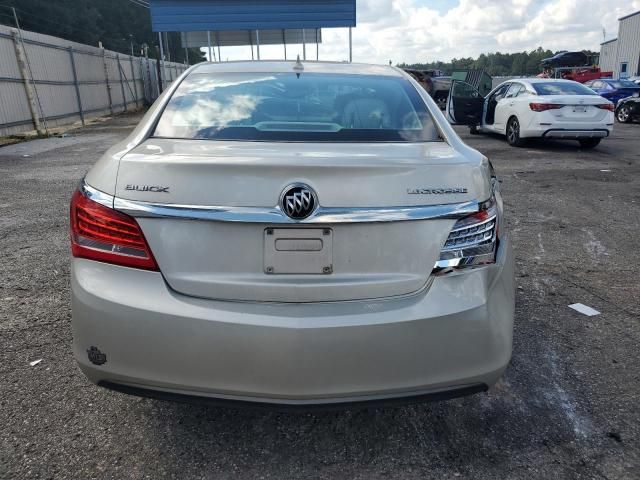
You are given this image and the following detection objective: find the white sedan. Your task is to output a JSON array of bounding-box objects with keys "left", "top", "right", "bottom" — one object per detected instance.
[{"left": 446, "top": 78, "right": 615, "bottom": 148}]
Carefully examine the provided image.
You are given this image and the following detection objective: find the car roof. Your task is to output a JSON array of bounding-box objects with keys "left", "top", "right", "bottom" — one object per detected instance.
[
  {"left": 495, "top": 78, "right": 585, "bottom": 90},
  {"left": 519, "top": 78, "right": 583, "bottom": 85},
  {"left": 190, "top": 60, "right": 404, "bottom": 77}
]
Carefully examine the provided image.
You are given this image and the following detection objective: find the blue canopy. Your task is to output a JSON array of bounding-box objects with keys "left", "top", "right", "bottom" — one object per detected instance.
[{"left": 149, "top": 0, "right": 357, "bottom": 32}]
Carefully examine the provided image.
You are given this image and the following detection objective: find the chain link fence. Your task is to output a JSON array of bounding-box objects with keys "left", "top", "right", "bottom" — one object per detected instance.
[{"left": 0, "top": 24, "right": 189, "bottom": 137}]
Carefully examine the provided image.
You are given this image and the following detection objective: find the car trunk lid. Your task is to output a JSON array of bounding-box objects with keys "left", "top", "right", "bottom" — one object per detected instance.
[
  {"left": 115, "top": 139, "right": 488, "bottom": 302},
  {"left": 540, "top": 95, "right": 610, "bottom": 122}
]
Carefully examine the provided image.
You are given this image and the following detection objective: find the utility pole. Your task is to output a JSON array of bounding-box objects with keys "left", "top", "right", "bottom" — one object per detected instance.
[
  {"left": 216, "top": 32, "right": 221, "bottom": 63},
  {"left": 302, "top": 29, "right": 306, "bottom": 60},
  {"left": 183, "top": 32, "right": 189, "bottom": 65},
  {"left": 207, "top": 31, "right": 213, "bottom": 61},
  {"left": 256, "top": 30, "right": 260, "bottom": 60}
]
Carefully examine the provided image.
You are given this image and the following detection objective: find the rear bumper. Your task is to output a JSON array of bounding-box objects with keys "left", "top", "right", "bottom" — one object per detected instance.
[
  {"left": 72, "top": 237, "right": 515, "bottom": 406},
  {"left": 519, "top": 111, "right": 614, "bottom": 139},
  {"left": 98, "top": 380, "right": 488, "bottom": 411}
]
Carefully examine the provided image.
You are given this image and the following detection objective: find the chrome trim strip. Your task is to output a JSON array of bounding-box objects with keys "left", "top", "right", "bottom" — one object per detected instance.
[
  {"left": 433, "top": 251, "right": 496, "bottom": 270},
  {"left": 80, "top": 181, "right": 479, "bottom": 224},
  {"left": 113, "top": 197, "right": 479, "bottom": 224},
  {"left": 542, "top": 129, "right": 609, "bottom": 138},
  {"left": 449, "top": 214, "right": 496, "bottom": 234},
  {"left": 80, "top": 181, "right": 114, "bottom": 208}
]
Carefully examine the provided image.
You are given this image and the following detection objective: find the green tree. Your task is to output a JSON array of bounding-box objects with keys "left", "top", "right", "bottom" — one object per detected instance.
[
  {"left": 0, "top": 0, "right": 204, "bottom": 63},
  {"left": 399, "top": 47, "right": 583, "bottom": 77}
]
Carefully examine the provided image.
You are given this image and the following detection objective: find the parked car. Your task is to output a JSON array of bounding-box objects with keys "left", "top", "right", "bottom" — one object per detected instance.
[
  {"left": 446, "top": 78, "right": 614, "bottom": 148},
  {"left": 540, "top": 51, "right": 589, "bottom": 68},
  {"left": 70, "top": 61, "right": 515, "bottom": 408},
  {"left": 628, "top": 76, "right": 640, "bottom": 85},
  {"left": 432, "top": 75, "right": 452, "bottom": 109},
  {"left": 403, "top": 68, "right": 434, "bottom": 95},
  {"left": 402, "top": 70, "right": 451, "bottom": 110},
  {"left": 583, "top": 78, "right": 640, "bottom": 105},
  {"left": 615, "top": 96, "right": 640, "bottom": 123}
]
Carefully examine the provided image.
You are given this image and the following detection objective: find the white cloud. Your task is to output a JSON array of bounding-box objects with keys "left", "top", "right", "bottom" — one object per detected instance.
[{"left": 204, "top": 0, "right": 640, "bottom": 64}]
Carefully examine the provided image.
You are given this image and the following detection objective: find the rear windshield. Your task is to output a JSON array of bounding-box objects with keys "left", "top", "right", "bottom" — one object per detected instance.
[
  {"left": 608, "top": 80, "right": 639, "bottom": 88},
  {"left": 153, "top": 72, "right": 440, "bottom": 142},
  {"left": 532, "top": 82, "right": 598, "bottom": 96}
]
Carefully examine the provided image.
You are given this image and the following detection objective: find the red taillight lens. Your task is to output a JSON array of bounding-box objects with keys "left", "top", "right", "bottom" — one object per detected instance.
[
  {"left": 597, "top": 103, "right": 615, "bottom": 111},
  {"left": 70, "top": 190, "right": 158, "bottom": 270},
  {"left": 529, "top": 103, "right": 563, "bottom": 112}
]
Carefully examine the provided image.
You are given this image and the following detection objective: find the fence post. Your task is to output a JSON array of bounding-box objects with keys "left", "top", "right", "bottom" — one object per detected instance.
[
  {"left": 157, "top": 38, "right": 164, "bottom": 93},
  {"left": 116, "top": 54, "right": 127, "bottom": 111},
  {"left": 68, "top": 47, "right": 85, "bottom": 126},
  {"left": 146, "top": 57, "right": 155, "bottom": 100},
  {"left": 11, "top": 30, "right": 45, "bottom": 135},
  {"left": 156, "top": 55, "right": 163, "bottom": 94},
  {"left": 140, "top": 58, "right": 148, "bottom": 104},
  {"left": 129, "top": 55, "right": 139, "bottom": 109},
  {"left": 102, "top": 49, "right": 113, "bottom": 115}
]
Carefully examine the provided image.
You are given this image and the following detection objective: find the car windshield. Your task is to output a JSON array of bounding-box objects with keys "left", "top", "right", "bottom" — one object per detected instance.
[
  {"left": 532, "top": 82, "right": 598, "bottom": 96},
  {"left": 608, "top": 80, "right": 639, "bottom": 88},
  {"left": 153, "top": 72, "right": 440, "bottom": 142}
]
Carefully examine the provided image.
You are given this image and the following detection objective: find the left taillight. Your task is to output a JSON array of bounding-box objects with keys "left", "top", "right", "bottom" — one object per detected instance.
[{"left": 70, "top": 189, "right": 158, "bottom": 271}]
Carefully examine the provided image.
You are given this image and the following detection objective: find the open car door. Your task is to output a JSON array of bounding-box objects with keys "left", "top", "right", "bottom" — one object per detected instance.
[{"left": 446, "top": 80, "right": 484, "bottom": 125}]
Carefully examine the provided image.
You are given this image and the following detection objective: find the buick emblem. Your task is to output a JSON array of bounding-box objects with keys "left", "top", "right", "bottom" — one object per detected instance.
[{"left": 280, "top": 184, "right": 317, "bottom": 220}]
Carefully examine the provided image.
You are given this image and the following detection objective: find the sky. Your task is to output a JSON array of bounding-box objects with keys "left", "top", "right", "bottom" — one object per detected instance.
[{"left": 202, "top": 0, "right": 640, "bottom": 64}]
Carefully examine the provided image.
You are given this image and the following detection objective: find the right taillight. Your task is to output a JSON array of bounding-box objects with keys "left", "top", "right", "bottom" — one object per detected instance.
[
  {"left": 529, "top": 103, "right": 563, "bottom": 112},
  {"left": 596, "top": 103, "right": 615, "bottom": 111},
  {"left": 70, "top": 189, "right": 158, "bottom": 271},
  {"left": 434, "top": 195, "right": 499, "bottom": 271}
]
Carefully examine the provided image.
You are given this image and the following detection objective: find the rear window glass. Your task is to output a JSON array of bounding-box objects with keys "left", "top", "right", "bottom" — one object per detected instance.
[
  {"left": 608, "top": 80, "right": 638, "bottom": 88},
  {"left": 532, "top": 82, "right": 598, "bottom": 96},
  {"left": 153, "top": 72, "right": 440, "bottom": 142}
]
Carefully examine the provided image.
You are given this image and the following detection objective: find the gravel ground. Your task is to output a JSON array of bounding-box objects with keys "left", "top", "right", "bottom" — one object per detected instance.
[{"left": 1, "top": 112, "right": 639, "bottom": 479}]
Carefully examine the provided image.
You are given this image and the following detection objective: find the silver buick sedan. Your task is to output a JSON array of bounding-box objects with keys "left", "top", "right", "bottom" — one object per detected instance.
[{"left": 71, "top": 61, "right": 515, "bottom": 407}]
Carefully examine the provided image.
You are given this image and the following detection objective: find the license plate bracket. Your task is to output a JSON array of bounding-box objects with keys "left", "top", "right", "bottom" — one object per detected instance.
[{"left": 264, "top": 228, "right": 333, "bottom": 274}]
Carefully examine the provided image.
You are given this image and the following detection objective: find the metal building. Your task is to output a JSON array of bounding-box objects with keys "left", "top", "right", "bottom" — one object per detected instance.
[
  {"left": 149, "top": 0, "right": 356, "bottom": 61},
  {"left": 599, "top": 10, "right": 640, "bottom": 78}
]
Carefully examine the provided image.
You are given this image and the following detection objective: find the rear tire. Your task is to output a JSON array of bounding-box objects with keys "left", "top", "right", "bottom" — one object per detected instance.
[
  {"left": 616, "top": 105, "right": 631, "bottom": 123},
  {"left": 578, "top": 138, "right": 601, "bottom": 149},
  {"left": 506, "top": 117, "right": 525, "bottom": 147},
  {"left": 469, "top": 125, "right": 480, "bottom": 135}
]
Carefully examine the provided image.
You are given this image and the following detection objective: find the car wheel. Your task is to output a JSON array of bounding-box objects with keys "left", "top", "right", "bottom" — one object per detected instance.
[
  {"left": 616, "top": 105, "right": 631, "bottom": 123},
  {"left": 469, "top": 125, "right": 480, "bottom": 135},
  {"left": 436, "top": 95, "right": 447, "bottom": 110},
  {"left": 579, "top": 138, "right": 601, "bottom": 149},
  {"left": 506, "top": 117, "right": 525, "bottom": 147}
]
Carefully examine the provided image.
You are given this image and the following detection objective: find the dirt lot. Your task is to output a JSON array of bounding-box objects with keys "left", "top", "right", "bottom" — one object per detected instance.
[{"left": 1, "top": 113, "right": 639, "bottom": 479}]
